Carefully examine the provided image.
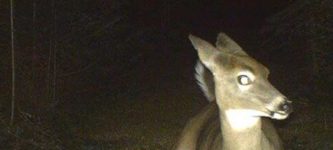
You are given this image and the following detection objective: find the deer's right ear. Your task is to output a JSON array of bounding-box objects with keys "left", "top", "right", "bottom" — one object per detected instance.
[
  {"left": 189, "top": 34, "right": 220, "bottom": 70},
  {"left": 215, "top": 32, "right": 248, "bottom": 56}
]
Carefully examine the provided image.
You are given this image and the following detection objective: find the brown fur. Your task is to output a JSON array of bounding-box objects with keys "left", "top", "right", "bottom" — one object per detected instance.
[{"left": 174, "top": 33, "right": 292, "bottom": 150}]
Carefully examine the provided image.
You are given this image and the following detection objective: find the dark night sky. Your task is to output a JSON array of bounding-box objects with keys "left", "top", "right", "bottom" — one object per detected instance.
[
  {"left": 0, "top": 0, "right": 303, "bottom": 114},
  {"left": 0, "top": 0, "right": 311, "bottom": 114}
]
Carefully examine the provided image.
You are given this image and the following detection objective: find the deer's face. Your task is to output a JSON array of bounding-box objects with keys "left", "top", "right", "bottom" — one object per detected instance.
[
  {"left": 189, "top": 33, "right": 292, "bottom": 120},
  {"left": 213, "top": 55, "right": 292, "bottom": 120}
]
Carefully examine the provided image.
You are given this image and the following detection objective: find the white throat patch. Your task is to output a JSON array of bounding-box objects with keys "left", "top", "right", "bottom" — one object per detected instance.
[{"left": 225, "top": 109, "right": 264, "bottom": 131}]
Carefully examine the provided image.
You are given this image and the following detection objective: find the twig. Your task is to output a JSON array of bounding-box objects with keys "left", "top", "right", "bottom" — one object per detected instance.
[
  {"left": 52, "top": 0, "right": 57, "bottom": 107},
  {"left": 10, "top": 0, "right": 16, "bottom": 126}
]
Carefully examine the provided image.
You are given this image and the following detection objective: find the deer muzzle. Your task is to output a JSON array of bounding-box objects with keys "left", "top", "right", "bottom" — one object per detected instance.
[{"left": 267, "top": 98, "right": 293, "bottom": 120}]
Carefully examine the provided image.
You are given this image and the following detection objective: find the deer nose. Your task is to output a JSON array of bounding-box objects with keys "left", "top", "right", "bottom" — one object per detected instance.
[{"left": 279, "top": 100, "right": 293, "bottom": 114}]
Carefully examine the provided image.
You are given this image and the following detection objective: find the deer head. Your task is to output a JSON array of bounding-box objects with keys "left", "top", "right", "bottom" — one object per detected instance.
[{"left": 189, "top": 33, "right": 292, "bottom": 126}]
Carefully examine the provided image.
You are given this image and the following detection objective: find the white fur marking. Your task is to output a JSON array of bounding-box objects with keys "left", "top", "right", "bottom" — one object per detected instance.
[
  {"left": 195, "top": 61, "right": 214, "bottom": 102},
  {"left": 272, "top": 113, "right": 288, "bottom": 120},
  {"left": 225, "top": 109, "right": 265, "bottom": 131}
]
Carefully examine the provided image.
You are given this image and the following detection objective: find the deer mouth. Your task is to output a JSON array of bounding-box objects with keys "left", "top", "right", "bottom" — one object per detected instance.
[
  {"left": 265, "top": 99, "right": 293, "bottom": 120},
  {"left": 266, "top": 106, "right": 293, "bottom": 120},
  {"left": 269, "top": 111, "right": 290, "bottom": 120}
]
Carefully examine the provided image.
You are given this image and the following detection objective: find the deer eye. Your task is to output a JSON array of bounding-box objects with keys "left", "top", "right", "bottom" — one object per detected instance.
[{"left": 237, "top": 75, "right": 252, "bottom": 85}]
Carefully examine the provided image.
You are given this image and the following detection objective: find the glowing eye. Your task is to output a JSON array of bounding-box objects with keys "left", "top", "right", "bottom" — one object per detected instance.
[{"left": 237, "top": 75, "right": 251, "bottom": 85}]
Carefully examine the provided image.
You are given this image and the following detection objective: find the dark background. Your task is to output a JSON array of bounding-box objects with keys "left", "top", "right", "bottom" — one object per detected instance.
[{"left": 0, "top": 0, "right": 332, "bottom": 149}]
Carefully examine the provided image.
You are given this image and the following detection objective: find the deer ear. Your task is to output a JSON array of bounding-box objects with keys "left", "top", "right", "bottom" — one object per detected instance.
[
  {"left": 189, "top": 34, "right": 220, "bottom": 69},
  {"left": 215, "top": 32, "right": 248, "bottom": 56}
]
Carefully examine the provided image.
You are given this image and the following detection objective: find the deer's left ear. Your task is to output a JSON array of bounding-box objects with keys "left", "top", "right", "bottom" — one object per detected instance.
[
  {"left": 189, "top": 34, "right": 220, "bottom": 70},
  {"left": 215, "top": 32, "right": 248, "bottom": 56},
  {"left": 189, "top": 34, "right": 232, "bottom": 72}
]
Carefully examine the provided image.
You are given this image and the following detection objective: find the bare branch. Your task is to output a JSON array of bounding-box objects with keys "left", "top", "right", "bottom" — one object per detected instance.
[{"left": 10, "top": 0, "right": 16, "bottom": 126}]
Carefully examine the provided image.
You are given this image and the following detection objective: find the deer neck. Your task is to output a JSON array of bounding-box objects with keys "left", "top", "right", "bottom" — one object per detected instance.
[
  {"left": 213, "top": 78, "right": 266, "bottom": 150},
  {"left": 215, "top": 110, "right": 263, "bottom": 150},
  {"left": 219, "top": 109, "right": 264, "bottom": 150}
]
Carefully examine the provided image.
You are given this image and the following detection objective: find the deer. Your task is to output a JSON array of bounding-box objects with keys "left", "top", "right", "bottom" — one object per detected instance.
[{"left": 174, "top": 33, "right": 293, "bottom": 150}]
